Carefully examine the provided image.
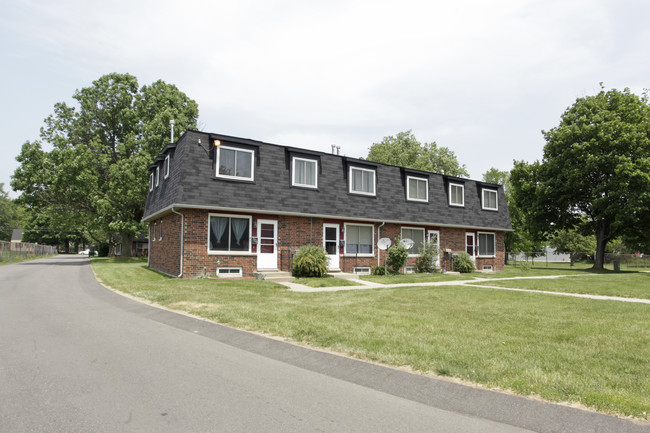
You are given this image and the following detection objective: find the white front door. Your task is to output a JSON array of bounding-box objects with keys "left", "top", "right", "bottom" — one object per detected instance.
[
  {"left": 257, "top": 220, "right": 277, "bottom": 269},
  {"left": 465, "top": 232, "right": 476, "bottom": 261},
  {"left": 323, "top": 223, "right": 340, "bottom": 270},
  {"left": 427, "top": 230, "right": 440, "bottom": 267}
]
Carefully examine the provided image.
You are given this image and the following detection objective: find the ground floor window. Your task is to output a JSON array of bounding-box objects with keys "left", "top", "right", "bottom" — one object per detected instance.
[
  {"left": 345, "top": 224, "right": 373, "bottom": 255},
  {"left": 401, "top": 227, "right": 425, "bottom": 255},
  {"left": 209, "top": 214, "right": 251, "bottom": 252},
  {"left": 478, "top": 232, "right": 495, "bottom": 257},
  {"left": 217, "top": 267, "right": 242, "bottom": 277}
]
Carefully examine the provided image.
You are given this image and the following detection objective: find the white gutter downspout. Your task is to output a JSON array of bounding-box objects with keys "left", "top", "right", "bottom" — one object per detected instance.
[
  {"left": 171, "top": 207, "right": 184, "bottom": 278},
  {"left": 147, "top": 223, "right": 151, "bottom": 268},
  {"left": 377, "top": 221, "right": 386, "bottom": 268}
]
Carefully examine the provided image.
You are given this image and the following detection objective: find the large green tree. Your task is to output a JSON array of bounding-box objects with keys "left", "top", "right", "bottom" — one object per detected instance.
[
  {"left": 11, "top": 73, "right": 199, "bottom": 256},
  {"left": 548, "top": 228, "right": 596, "bottom": 266},
  {"left": 510, "top": 87, "right": 650, "bottom": 269},
  {"left": 366, "top": 130, "right": 469, "bottom": 177},
  {"left": 0, "top": 183, "right": 23, "bottom": 241}
]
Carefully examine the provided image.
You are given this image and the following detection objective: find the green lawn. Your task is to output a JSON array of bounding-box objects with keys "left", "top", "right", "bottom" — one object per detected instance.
[
  {"left": 292, "top": 276, "right": 362, "bottom": 287},
  {"left": 91, "top": 258, "right": 650, "bottom": 420},
  {"left": 470, "top": 273, "right": 650, "bottom": 299},
  {"left": 360, "top": 272, "right": 470, "bottom": 284}
]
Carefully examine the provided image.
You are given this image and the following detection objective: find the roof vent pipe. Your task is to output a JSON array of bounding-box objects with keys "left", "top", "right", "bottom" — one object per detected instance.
[{"left": 170, "top": 119, "right": 175, "bottom": 143}]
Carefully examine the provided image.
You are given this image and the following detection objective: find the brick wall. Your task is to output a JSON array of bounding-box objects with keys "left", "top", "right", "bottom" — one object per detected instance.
[
  {"left": 148, "top": 208, "right": 506, "bottom": 277},
  {"left": 149, "top": 212, "right": 182, "bottom": 276}
]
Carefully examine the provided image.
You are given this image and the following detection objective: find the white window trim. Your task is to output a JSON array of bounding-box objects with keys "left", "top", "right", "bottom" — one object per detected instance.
[
  {"left": 401, "top": 226, "right": 425, "bottom": 257},
  {"left": 291, "top": 156, "right": 318, "bottom": 188},
  {"left": 477, "top": 231, "right": 496, "bottom": 258},
  {"left": 449, "top": 183, "right": 464, "bottom": 207},
  {"left": 406, "top": 176, "right": 428, "bottom": 202},
  {"left": 159, "top": 220, "right": 163, "bottom": 241},
  {"left": 207, "top": 213, "right": 253, "bottom": 255},
  {"left": 164, "top": 154, "right": 170, "bottom": 179},
  {"left": 155, "top": 166, "right": 160, "bottom": 187},
  {"left": 217, "top": 267, "right": 243, "bottom": 277},
  {"left": 343, "top": 222, "right": 375, "bottom": 257},
  {"left": 215, "top": 145, "right": 255, "bottom": 181},
  {"left": 149, "top": 172, "right": 154, "bottom": 191},
  {"left": 348, "top": 166, "right": 376, "bottom": 196},
  {"left": 152, "top": 223, "right": 156, "bottom": 242},
  {"left": 482, "top": 188, "right": 498, "bottom": 211},
  {"left": 353, "top": 266, "right": 372, "bottom": 275}
]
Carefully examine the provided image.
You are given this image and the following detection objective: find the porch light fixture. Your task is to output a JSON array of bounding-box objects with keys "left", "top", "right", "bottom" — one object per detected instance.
[{"left": 214, "top": 139, "right": 221, "bottom": 147}]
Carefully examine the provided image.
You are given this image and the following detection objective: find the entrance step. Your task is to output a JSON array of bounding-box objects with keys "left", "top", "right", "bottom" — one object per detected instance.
[{"left": 254, "top": 270, "right": 294, "bottom": 283}]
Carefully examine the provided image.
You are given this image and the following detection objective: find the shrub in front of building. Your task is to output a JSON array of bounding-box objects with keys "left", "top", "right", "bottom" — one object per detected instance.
[
  {"left": 453, "top": 252, "right": 475, "bottom": 273},
  {"left": 292, "top": 245, "right": 329, "bottom": 277}
]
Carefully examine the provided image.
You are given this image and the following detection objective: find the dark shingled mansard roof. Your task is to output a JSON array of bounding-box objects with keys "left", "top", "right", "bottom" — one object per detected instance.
[{"left": 143, "top": 130, "right": 512, "bottom": 231}]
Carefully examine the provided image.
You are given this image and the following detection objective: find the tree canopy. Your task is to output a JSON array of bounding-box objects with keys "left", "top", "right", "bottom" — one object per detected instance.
[
  {"left": 11, "top": 73, "right": 199, "bottom": 255},
  {"left": 366, "top": 130, "right": 469, "bottom": 177},
  {"left": 0, "top": 184, "right": 23, "bottom": 241},
  {"left": 510, "top": 86, "right": 650, "bottom": 269}
]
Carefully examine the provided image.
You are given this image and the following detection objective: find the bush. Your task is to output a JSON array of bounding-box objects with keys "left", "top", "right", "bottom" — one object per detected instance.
[
  {"left": 292, "top": 245, "right": 329, "bottom": 277},
  {"left": 416, "top": 242, "right": 439, "bottom": 273},
  {"left": 97, "top": 243, "right": 110, "bottom": 257},
  {"left": 518, "top": 261, "right": 532, "bottom": 271},
  {"left": 372, "top": 266, "right": 386, "bottom": 275},
  {"left": 453, "top": 252, "right": 475, "bottom": 273},
  {"left": 387, "top": 238, "right": 409, "bottom": 274}
]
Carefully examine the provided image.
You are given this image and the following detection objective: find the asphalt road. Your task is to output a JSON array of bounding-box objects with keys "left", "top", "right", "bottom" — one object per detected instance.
[{"left": 0, "top": 255, "right": 646, "bottom": 433}]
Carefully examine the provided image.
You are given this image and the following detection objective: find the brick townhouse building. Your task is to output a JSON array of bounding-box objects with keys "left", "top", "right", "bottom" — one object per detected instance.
[{"left": 143, "top": 130, "right": 512, "bottom": 278}]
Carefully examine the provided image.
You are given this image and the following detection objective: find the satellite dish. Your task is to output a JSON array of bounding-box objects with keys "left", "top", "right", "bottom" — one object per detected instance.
[
  {"left": 400, "top": 238, "right": 415, "bottom": 250},
  {"left": 377, "top": 237, "right": 392, "bottom": 250}
]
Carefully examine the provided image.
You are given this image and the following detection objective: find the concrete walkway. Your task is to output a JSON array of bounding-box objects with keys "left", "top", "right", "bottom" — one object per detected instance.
[{"left": 282, "top": 274, "right": 650, "bottom": 304}]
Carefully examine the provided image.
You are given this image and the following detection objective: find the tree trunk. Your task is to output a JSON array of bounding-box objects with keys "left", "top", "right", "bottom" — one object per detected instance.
[
  {"left": 593, "top": 224, "right": 608, "bottom": 270},
  {"left": 119, "top": 231, "right": 134, "bottom": 258}
]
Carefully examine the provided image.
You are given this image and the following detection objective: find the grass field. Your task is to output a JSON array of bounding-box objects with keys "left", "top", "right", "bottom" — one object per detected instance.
[
  {"left": 292, "top": 276, "right": 362, "bottom": 287},
  {"left": 470, "top": 273, "right": 650, "bottom": 299},
  {"left": 360, "top": 272, "right": 469, "bottom": 284},
  {"left": 91, "top": 258, "right": 650, "bottom": 420}
]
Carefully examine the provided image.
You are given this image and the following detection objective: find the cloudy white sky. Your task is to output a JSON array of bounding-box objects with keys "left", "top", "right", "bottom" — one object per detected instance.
[{"left": 1, "top": 0, "right": 649, "bottom": 197}]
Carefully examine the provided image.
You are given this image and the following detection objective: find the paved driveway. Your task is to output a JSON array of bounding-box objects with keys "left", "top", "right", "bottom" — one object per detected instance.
[{"left": 0, "top": 255, "right": 646, "bottom": 432}]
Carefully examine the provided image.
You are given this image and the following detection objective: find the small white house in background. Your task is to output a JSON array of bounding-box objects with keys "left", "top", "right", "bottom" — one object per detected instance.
[{"left": 10, "top": 229, "right": 22, "bottom": 243}]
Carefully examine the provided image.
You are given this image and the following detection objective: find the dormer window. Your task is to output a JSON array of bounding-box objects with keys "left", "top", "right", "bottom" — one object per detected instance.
[
  {"left": 164, "top": 154, "right": 170, "bottom": 179},
  {"left": 349, "top": 166, "right": 375, "bottom": 196},
  {"left": 292, "top": 157, "right": 317, "bottom": 188},
  {"left": 482, "top": 188, "right": 498, "bottom": 210},
  {"left": 449, "top": 183, "right": 464, "bottom": 207},
  {"left": 149, "top": 172, "right": 154, "bottom": 192},
  {"left": 407, "top": 176, "right": 428, "bottom": 202},
  {"left": 155, "top": 166, "right": 160, "bottom": 187},
  {"left": 216, "top": 146, "right": 254, "bottom": 181}
]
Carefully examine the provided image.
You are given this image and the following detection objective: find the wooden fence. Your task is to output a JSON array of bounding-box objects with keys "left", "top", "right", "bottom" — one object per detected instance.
[{"left": 0, "top": 241, "right": 58, "bottom": 263}]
